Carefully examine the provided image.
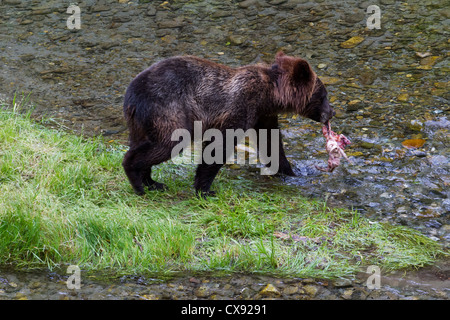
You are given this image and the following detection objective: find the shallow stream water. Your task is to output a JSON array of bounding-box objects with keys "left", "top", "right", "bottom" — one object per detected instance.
[
  {"left": 0, "top": 261, "right": 449, "bottom": 300},
  {"left": 0, "top": 0, "right": 448, "bottom": 299}
]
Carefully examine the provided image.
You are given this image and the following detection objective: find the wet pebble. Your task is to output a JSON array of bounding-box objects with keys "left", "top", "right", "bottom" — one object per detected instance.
[
  {"left": 346, "top": 99, "right": 365, "bottom": 112},
  {"left": 332, "top": 278, "right": 353, "bottom": 288},
  {"left": 428, "top": 155, "right": 448, "bottom": 166},
  {"left": 228, "top": 34, "right": 246, "bottom": 46},
  {"left": 425, "top": 118, "right": 450, "bottom": 130},
  {"left": 303, "top": 285, "right": 320, "bottom": 297},
  {"left": 282, "top": 285, "right": 299, "bottom": 295},
  {"left": 238, "top": 0, "right": 259, "bottom": 9},
  {"left": 194, "top": 285, "right": 210, "bottom": 298},
  {"left": 259, "top": 283, "right": 281, "bottom": 297}
]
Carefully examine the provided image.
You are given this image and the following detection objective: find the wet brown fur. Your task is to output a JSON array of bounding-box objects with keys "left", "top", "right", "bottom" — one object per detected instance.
[{"left": 122, "top": 51, "right": 334, "bottom": 196}]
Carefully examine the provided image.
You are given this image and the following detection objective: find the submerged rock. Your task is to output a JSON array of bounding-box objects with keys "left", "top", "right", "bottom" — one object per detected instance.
[
  {"left": 425, "top": 118, "right": 450, "bottom": 130},
  {"left": 340, "top": 36, "right": 365, "bottom": 49}
]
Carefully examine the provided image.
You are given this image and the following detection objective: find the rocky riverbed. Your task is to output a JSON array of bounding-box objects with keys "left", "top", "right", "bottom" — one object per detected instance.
[
  {"left": 0, "top": 0, "right": 448, "bottom": 299},
  {"left": 1, "top": 261, "right": 449, "bottom": 300}
]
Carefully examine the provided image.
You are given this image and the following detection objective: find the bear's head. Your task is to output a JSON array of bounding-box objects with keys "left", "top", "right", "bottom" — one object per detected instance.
[{"left": 273, "top": 51, "right": 335, "bottom": 124}]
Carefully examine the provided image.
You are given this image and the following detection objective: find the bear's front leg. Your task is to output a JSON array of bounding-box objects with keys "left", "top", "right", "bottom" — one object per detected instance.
[{"left": 255, "top": 115, "right": 296, "bottom": 176}]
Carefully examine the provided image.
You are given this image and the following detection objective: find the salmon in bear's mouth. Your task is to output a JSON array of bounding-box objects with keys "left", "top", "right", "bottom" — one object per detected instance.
[{"left": 315, "top": 121, "right": 351, "bottom": 172}]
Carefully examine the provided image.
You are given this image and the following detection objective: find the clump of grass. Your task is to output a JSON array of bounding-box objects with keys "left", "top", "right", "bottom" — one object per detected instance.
[{"left": 0, "top": 101, "right": 446, "bottom": 279}]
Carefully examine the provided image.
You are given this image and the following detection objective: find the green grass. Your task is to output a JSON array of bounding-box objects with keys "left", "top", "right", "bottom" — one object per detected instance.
[{"left": 0, "top": 101, "right": 446, "bottom": 280}]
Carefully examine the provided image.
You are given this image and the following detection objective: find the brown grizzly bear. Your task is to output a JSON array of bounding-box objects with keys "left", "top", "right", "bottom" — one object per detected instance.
[{"left": 122, "top": 51, "right": 335, "bottom": 196}]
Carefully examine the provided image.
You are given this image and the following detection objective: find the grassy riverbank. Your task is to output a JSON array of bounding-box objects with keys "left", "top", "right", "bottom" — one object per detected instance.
[{"left": 0, "top": 104, "right": 446, "bottom": 280}]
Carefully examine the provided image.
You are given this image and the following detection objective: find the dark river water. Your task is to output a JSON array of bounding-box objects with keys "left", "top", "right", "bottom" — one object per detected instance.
[{"left": 0, "top": 0, "right": 448, "bottom": 299}]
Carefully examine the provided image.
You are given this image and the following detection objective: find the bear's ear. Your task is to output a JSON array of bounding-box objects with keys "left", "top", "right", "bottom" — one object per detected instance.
[
  {"left": 292, "top": 59, "right": 314, "bottom": 85},
  {"left": 276, "top": 51, "right": 286, "bottom": 59},
  {"left": 275, "top": 51, "right": 287, "bottom": 68}
]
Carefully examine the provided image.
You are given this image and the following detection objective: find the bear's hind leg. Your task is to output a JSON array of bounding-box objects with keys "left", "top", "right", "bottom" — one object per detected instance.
[
  {"left": 142, "top": 167, "right": 167, "bottom": 191},
  {"left": 194, "top": 163, "right": 223, "bottom": 197},
  {"left": 123, "top": 141, "right": 171, "bottom": 195}
]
